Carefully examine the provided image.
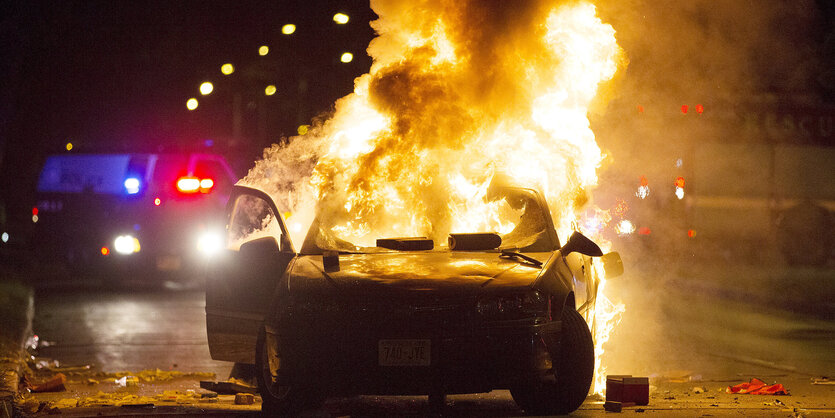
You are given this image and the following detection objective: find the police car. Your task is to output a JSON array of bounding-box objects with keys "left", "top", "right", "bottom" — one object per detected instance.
[{"left": 32, "top": 152, "right": 238, "bottom": 279}]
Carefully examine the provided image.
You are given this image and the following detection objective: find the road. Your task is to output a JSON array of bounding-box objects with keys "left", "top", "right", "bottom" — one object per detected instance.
[{"left": 20, "top": 262, "right": 835, "bottom": 417}]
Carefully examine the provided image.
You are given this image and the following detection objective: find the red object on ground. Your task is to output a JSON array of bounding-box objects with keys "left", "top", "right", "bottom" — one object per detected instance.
[
  {"left": 607, "top": 375, "right": 649, "bottom": 405},
  {"left": 727, "top": 378, "right": 788, "bottom": 395},
  {"left": 30, "top": 373, "right": 67, "bottom": 392}
]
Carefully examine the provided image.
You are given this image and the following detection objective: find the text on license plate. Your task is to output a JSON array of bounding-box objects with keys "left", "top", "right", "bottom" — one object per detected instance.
[{"left": 378, "top": 339, "right": 431, "bottom": 366}]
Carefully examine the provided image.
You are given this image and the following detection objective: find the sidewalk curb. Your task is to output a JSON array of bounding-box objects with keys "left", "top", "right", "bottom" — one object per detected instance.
[{"left": 0, "top": 281, "right": 34, "bottom": 418}]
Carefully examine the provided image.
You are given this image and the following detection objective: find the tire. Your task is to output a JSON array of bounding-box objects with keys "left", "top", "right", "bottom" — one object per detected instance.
[
  {"left": 256, "top": 328, "right": 323, "bottom": 416},
  {"left": 511, "top": 306, "right": 594, "bottom": 415}
]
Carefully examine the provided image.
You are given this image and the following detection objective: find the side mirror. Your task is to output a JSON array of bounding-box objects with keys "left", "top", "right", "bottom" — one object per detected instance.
[
  {"left": 601, "top": 251, "right": 624, "bottom": 278},
  {"left": 560, "top": 231, "right": 603, "bottom": 257}
]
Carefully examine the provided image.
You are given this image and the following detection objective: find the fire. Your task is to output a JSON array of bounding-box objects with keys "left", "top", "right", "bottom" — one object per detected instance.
[{"left": 242, "top": 0, "right": 625, "bottom": 395}]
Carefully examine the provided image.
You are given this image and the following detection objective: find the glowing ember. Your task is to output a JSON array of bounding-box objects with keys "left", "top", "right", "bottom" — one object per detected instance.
[{"left": 242, "top": 0, "right": 625, "bottom": 395}]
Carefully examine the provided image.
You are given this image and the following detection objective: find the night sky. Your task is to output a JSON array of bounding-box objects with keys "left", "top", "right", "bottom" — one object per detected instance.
[{"left": 0, "top": 0, "right": 377, "bottom": 220}]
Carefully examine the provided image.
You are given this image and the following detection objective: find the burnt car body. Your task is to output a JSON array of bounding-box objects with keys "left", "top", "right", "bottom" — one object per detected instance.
[{"left": 206, "top": 184, "right": 620, "bottom": 415}]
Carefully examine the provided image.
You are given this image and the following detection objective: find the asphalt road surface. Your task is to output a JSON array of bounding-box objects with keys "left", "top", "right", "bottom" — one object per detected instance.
[{"left": 22, "top": 262, "right": 835, "bottom": 417}]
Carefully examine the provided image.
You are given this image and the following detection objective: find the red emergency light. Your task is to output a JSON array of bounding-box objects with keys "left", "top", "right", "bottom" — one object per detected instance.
[{"left": 177, "top": 176, "right": 214, "bottom": 194}]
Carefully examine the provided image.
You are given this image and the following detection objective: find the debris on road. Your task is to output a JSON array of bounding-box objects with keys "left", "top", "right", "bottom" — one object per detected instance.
[
  {"left": 727, "top": 378, "right": 788, "bottom": 395},
  {"left": 114, "top": 375, "right": 139, "bottom": 388},
  {"left": 691, "top": 386, "right": 706, "bottom": 394},
  {"left": 29, "top": 372, "right": 67, "bottom": 392},
  {"left": 234, "top": 392, "right": 255, "bottom": 405},
  {"left": 200, "top": 377, "right": 257, "bottom": 394},
  {"left": 811, "top": 377, "right": 833, "bottom": 385},
  {"left": 606, "top": 375, "right": 649, "bottom": 406}
]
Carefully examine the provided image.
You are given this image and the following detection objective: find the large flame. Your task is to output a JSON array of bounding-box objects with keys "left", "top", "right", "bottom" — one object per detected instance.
[{"left": 242, "top": 0, "right": 625, "bottom": 395}]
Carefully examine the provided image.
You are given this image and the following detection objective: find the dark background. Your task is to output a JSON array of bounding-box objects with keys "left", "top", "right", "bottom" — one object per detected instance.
[{"left": 0, "top": 0, "right": 377, "bottom": 230}]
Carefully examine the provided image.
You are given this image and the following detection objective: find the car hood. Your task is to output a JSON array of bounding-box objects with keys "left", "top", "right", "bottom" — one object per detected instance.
[{"left": 287, "top": 251, "right": 551, "bottom": 299}]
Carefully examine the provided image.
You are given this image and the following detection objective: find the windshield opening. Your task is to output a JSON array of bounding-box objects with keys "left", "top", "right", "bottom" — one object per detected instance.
[{"left": 299, "top": 187, "right": 559, "bottom": 255}]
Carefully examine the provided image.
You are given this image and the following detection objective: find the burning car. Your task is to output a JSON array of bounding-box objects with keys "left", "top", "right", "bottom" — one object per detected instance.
[{"left": 206, "top": 182, "right": 622, "bottom": 415}]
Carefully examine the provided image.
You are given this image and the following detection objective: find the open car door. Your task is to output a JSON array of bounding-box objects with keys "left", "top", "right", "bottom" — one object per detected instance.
[{"left": 206, "top": 185, "right": 295, "bottom": 364}]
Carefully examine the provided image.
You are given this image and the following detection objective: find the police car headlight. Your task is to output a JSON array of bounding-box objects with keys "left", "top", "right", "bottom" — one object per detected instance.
[
  {"left": 197, "top": 231, "right": 223, "bottom": 256},
  {"left": 114, "top": 235, "right": 141, "bottom": 255}
]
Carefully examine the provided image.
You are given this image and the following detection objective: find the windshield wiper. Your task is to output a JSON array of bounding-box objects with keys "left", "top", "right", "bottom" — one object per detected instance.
[{"left": 499, "top": 250, "right": 543, "bottom": 268}]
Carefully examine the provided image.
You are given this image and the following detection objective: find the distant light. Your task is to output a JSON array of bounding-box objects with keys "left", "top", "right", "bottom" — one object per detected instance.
[
  {"left": 187, "top": 98, "right": 199, "bottom": 110},
  {"left": 639, "top": 175, "right": 648, "bottom": 186},
  {"left": 638, "top": 227, "right": 651, "bottom": 235},
  {"left": 674, "top": 176, "right": 685, "bottom": 189},
  {"left": 675, "top": 187, "right": 685, "bottom": 200},
  {"left": 333, "top": 13, "right": 349, "bottom": 24},
  {"left": 221, "top": 63, "right": 235, "bottom": 75},
  {"left": 66, "top": 142, "right": 73, "bottom": 151},
  {"left": 200, "top": 178, "right": 214, "bottom": 189},
  {"left": 32, "top": 207, "right": 38, "bottom": 216},
  {"left": 282, "top": 24, "right": 296, "bottom": 35},
  {"left": 199, "top": 82, "right": 214, "bottom": 95},
  {"left": 259, "top": 45, "right": 269, "bottom": 56},
  {"left": 636, "top": 185, "right": 650, "bottom": 200},
  {"left": 297, "top": 125, "right": 310, "bottom": 135},
  {"left": 265, "top": 85, "right": 277, "bottom": 96},
  {"left": 340, "top": 52, "right": 354, "bottom": 63},
  {"left": 681, "top": 105, "right": 689, "bottom": 114},
  {"left": 688, "top": 229, "right": 697, "bottom": 238},
  {"left": 675, "top": 158, "right": 683, "bottom": 168},
  {"left": 101, "top": 247, "right": 110, "bottom": 256},
  {"left": 615, "top": 220, "right": 636, "bottom": 235},
  {"left": 32, "top": 215, "right": 39, "bottom": 223},
  {"left": 636, "top": 105, "right": 644, "bottom": 114},
  {"left": 124, "top": 177, "right": 141, "bottom": 194},
  {"left": 154, "top": 197, "right": 161, "bottom": 206},
  {"left": 1, "top": 232, "right": 8, "bottom": 243},
  {"left": 695, "top": 104, "right": 704, "bottom": 114}
]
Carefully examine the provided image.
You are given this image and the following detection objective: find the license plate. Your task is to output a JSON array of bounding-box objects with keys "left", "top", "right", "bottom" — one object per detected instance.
[
  {"left": 378, "top": 339, "right": 431, "bottom": 366},
  {"left": 156, "top": 255, "right": 182, "bottom": 271}
]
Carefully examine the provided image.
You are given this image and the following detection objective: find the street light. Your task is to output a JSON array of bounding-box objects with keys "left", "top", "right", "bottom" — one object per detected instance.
[
  {"left": 265, "top": 85, "right": 277, "bottom": 96},
  {"left": 340, "top": 52, "right": 354, "bottom": 63},
  {"left": 333, "top": 13, "right": 349, "bottom": 24},
  {"left": 186, "top": 98, "right": 199, "bottom": 110},
  {"left": 221, "top": 63, "right": 235, "bottom": 75},
  {"left": 200, "top": 82, "right": 214, "bottom": 95},
  {"left": 259, "top": 46, "right": 269, "bottom": 56},
  {"left": 282, "top": 24, "right": 296, "bottom": 35}
]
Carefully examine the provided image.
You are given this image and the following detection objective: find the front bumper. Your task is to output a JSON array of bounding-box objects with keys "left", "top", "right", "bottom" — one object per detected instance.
[{"left": 277, "top": 317, "right": 561, "bottom": 396}]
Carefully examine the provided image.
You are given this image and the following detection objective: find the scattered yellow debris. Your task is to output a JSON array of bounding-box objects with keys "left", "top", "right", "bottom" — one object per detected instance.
[{"left": 106, "top": 368, "right": 215, "bottom": 382}]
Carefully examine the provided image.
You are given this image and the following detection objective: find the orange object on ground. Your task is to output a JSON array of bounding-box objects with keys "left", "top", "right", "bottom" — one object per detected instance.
[
  {"left": 30, "top": 373, "right": 67, "bottom": 392},
  {"left": 727, "top": 378, "right": 787, "bottom": 395}
]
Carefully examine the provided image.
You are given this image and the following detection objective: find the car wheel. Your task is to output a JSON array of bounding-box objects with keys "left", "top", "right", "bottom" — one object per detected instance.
[
  {"left": 255, "top": 328, "right": 323, "bottom": 416},
  {"left": 511, "top": 306, "right": 594, "bottom": 415}
]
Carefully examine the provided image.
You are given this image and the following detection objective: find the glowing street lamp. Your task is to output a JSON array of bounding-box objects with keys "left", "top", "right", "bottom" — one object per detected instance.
[
  {"left": 265, "top": 85, "right": 277, "bottom": 96},
  {"left": 186, "top": 98, "right": 199, "bottom": 110},
  {"left": 199, "top": 82, "right": 214, "bottom": 95},
  {"left": 340, "top": 52, "right": 354, "bottom": 63},
  {"left": 333, "top": 13, "right": 349, "bottom": 24},
  {"left": 259, "top": 45, "right": 269, "bottom": 56},
  {"left": 221, "top": 63, "right": 235, "bottom": 75},
  {"left": 282, "top": 24, "right": 296, "bottom": 35}
]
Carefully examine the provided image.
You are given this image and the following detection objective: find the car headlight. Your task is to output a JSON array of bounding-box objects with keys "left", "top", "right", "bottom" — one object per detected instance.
[
  {"left": 197, "top": 230, "right": 224, "bottom": 256},
  {"left": 477, "top": 290, "right": 547, "bottom": 320},
  {"left": 114, "top": 235, "right": 141, "bottom": 255}
]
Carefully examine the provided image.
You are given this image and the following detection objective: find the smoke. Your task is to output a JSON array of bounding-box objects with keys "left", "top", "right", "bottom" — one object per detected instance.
[{"left": 587, "top": 0, "right": 829, "bottom": 377}]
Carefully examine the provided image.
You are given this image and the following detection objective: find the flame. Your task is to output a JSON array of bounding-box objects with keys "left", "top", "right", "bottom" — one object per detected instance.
[{"left": 242, "top": 0, "right": 625, "bottom": 396}]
